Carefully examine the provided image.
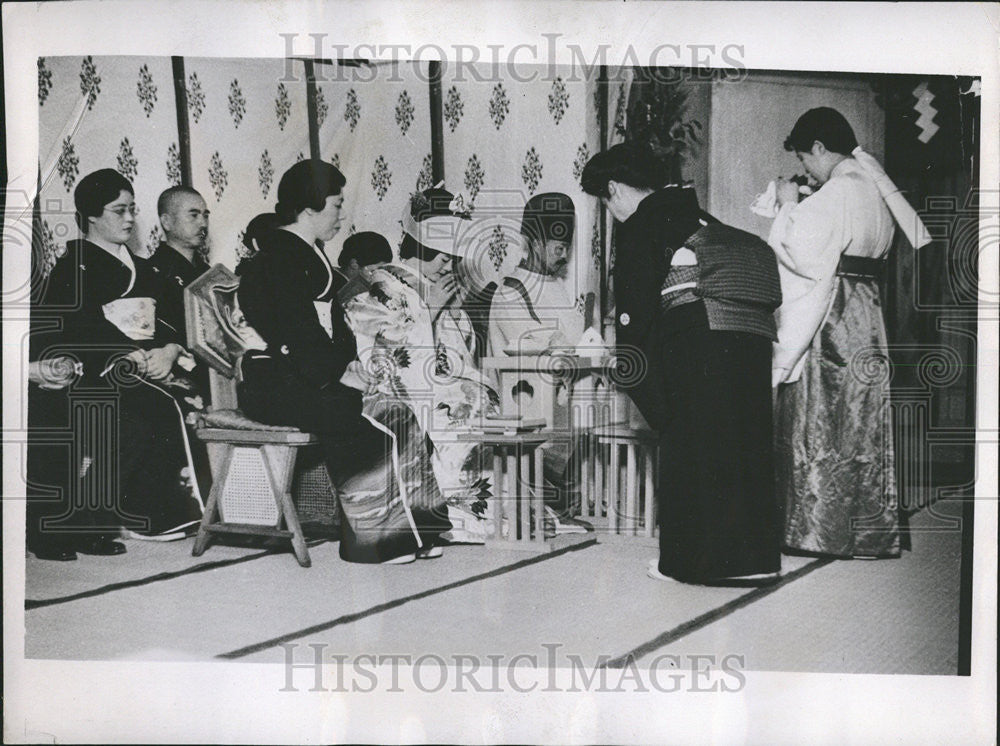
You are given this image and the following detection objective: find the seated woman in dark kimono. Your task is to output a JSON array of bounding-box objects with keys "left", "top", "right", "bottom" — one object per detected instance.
[
  {"left": 236, "top": 159, "right": 450, "bottom": 564},
  {"left": 582, "top": 144, "right": 783, "bottom": 586},
  {"left": 28, "top": 169, "right": 201, "bottom": 559}
]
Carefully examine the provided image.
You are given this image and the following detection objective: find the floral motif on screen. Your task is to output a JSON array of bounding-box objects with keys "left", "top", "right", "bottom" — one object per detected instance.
[
  {"left": 572, "top": 143, "right": 590, "bottom": 186},
  {"left": 548, "top": 77, "right": 569, "bottom": 125},
  {"left": 258, "top": 150, "right": 274, "bottom": 198},
  {"left": 330, "top": 153, "right": 340, "bottom": 169},
  {"left": 275, "top": 82, "right": 291, "bottom": 131},
  {"left": 464, "top": 155, "right": 485, "bottom": 203},
  {"left": 117, "top": 138, "right": 138, "bottom": 182},
  {"left": 345, "top": 88, "right": 361, "bottom": 132},
  {"left": 395, "top": 90, "right": 415, "bottom": 135},
  {"left": 208, "top": 151, "right": 228, "bottom": 201},
  {"left": 187, "top": 72, "right": 205, "bottom": 124},
  {"left": 315, "top": 86, "right": 329, "bottom": 128},
  {"left": 521, "top": 147, "right": 543, "bottom": 195},
  {"left": 444, "top": 86, "right": 464, "bottom": 132},
  {"left": 57, "top": 138, "right": 79, "bottom": 192},
  {"left": 137, "top": 64, "right": 158, "bottom": 117},
  {"left": 416, "top": 153, "right": 433, "bottom": 191},
  {"left": 39, "top": 220, "right": 58, "bottom": 277},
  {"left": 228, "top": 79, "right": 246, "bottom": 128},
  {"left": 488, "top": 83, "right": 509, "bottom": 130},
  {"left": 79, "top": 56, "right": 101, "bottom": 111},
  {"left": 38, "top": 58, "right": 53, "bottom": 106},
  {"left": 371, "top": 155, "right": 392, "bottom": 201},
  {"left": 488, "top": 224, "right": 508, "bottom": 271}
]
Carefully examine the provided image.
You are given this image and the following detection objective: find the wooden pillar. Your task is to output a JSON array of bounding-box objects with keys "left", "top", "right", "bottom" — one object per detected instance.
[
  {"left": 304, "top": 59, "right": 322, "bottom": 161},
  {"left": 597, "top": 65, "right": 609, "bottom": 329},
  {"left": 428, "top": 61, "right": 445, "bottom": 183},
  {"left": 170, "top": 56, "right": 193, "bottom": 186}
]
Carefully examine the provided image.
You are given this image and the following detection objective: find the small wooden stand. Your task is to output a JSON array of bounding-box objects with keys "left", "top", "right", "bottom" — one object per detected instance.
[
  {"left": 457, "top": 431, "right": 594, "bottom": 553},
  {"left": 581, "top": 426, "right": 658, "bottom": 540}
]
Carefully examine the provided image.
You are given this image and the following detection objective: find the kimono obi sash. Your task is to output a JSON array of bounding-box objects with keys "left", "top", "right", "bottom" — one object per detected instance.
[
  {"left": 836, "top": 255, "right": 886, "bottom": 281},
  {"left": 102, "top": 296, "right": 157, "bottom": 340},
  {"left": 660, "top": 264, "right": 701, "bottom": 311}
]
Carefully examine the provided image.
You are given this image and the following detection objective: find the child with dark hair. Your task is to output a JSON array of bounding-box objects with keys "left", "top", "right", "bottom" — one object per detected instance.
[{"left": 339, "top": 231, "right": 392, "bottom": 280}]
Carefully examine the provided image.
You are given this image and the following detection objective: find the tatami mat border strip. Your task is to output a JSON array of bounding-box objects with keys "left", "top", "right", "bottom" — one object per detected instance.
[
  {"left": 217, "top": 538, "right": 599, "bottom": 659},
  {"left": 602, "top": 558, "right": 835, "bottom": 668},
  {"left": 24, "top": 539, "right": 330, "bottom": 610}
]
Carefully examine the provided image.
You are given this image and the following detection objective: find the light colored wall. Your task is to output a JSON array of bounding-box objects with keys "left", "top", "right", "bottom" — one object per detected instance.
[
  {"left": 678, "top": 78, "right": 712, "bottom": 210},
  {"left": 707, "top": 72, "right": 885, "bottom": 239}
]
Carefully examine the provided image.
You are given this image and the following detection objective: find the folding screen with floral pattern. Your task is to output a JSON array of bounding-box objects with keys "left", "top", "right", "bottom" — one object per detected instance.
[
  {"left": 184, "top": 57, "right": 311, "bottom": 269},
  {"left": 35, "top": 56, "right": 625, "bottom": 333},
  {"left": 314, "top": 61, "right": 432, "bottom": 265},
  {"left": 439, "top": 63, "right": 603, "bottom": 316},
  {"left": 38, "top": 56, "right": 180, "bottom": 273}
]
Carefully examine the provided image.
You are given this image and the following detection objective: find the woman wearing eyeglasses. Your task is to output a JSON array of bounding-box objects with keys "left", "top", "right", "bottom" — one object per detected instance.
[{"left": 28, "top": 169, "right": 200, "bottom": 560}]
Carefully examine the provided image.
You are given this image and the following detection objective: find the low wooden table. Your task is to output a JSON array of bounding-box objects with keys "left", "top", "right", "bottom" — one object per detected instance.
[{"left": 457, "top": 430, "right": 594, "bottom": 553}]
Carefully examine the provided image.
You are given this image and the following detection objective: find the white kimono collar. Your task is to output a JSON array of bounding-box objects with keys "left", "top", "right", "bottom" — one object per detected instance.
[{"left": 311, "top": 242, "right": 335, "bottom": 299}]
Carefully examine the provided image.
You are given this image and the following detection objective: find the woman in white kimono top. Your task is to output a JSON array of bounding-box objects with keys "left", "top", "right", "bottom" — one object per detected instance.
[{"left": 768, "top": 107, "right": 901, "bottom": 559}]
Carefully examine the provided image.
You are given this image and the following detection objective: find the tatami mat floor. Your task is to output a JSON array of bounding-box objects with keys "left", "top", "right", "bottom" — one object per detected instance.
[{"left": 24, "top": 500, "right": 965, "bottom": 674}]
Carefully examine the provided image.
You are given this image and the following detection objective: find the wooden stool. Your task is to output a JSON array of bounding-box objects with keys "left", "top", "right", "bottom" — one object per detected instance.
[
  {"left": 457, "top": 431, "right": 551, "bottom": 551},
  {"left": 581, "top": 426, "right": 658, "bottom": 537},
  {"left": 184, "top": 265, "right": 337, "bottom": 567},
  {"left": 192, "top": 427, "right": 323, "bottom": 567}
]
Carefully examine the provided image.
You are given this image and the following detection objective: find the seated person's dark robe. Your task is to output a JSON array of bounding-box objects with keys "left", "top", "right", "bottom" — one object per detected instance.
[{"left": 28, "top": 239, "right": 201, "bottom": 541}]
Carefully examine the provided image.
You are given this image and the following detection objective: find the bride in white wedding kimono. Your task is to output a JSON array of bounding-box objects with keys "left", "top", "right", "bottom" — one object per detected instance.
[{"left": 342, "top": 188, "right": 502, "bottom": 543}]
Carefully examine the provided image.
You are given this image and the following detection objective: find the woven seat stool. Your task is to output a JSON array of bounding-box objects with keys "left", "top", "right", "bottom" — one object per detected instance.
[
  {"left": 193, "top": 424, "right": 325, "bottom": 567},
  {"left": 185, "top": 265, "right": 338, "bottom": 567}
]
